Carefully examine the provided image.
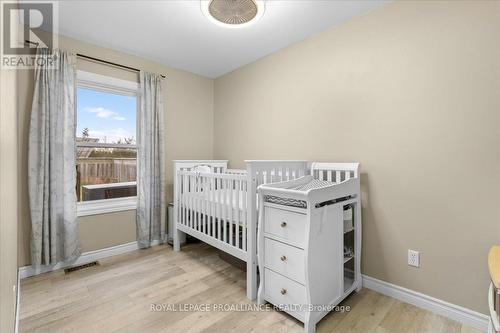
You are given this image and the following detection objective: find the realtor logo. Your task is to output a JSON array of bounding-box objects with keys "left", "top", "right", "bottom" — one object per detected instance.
[{"left": 1, "top": 1, "right": 58, "bottom": 69}]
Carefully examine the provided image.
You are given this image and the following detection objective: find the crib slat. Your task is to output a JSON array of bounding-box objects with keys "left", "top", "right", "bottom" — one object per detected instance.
[
  {"left": 189, "top": 174, "right": 194, "bottom": 229},
  {"left": 191, "top": 175, "right": 195, "bottom": 229},
  {"left": 193, "top": 175, "right": 197, "bottom": 229},
  {"left": 183, "top": 173, "right": 187, "bottom": 227},
  {"left": 345, "top": 171, "right": 351, "bottom": 181},
  {"left": 195, "top": 175, "right": 199, "bottom": 231},
  {"left": 225, "top": 178, "right": 229, "bottom": 244},
  {"left": 225, "top": 178, "right": 229, "bottom": 242},
  {"left": 209, "top": 177, "right": 212, "bottom": 235},
  {"left": 227, "top": 178, "right": 231, "bottom": 244},
  {"left": 222, "top": 179, "right": 227, "bottom": 244},
  {"left": 198, "top": 176, "right": 202, "bottom": 231},
  {"left": 217, "top": 178, "right": 222, "bottom": 240},
  {"left": 185, "top": 174, "right": 190, "bottom": 228},
  {"left": 178, "top": 179, "right": 181, "bottom": 226},
  {"left": 188, "top": 174, "right": 192, "bottom": 228},
  {"left": 210, "top": 178, "right": 214, "bottom": 237},
  {"left": 203, "top": 178, "right": 208, "bottom": 234},
  {"left": 179, "top": 175, "right": 186, "bottom": 224},
  {"left": 242, "top": 180, "right": 247, "bottom": 251},
  {"left": 197, "top": 176, "right": 203, "bottom": 232},
  {"left": 184, "top": 173, "right": 188, "bottom": 226},
  {"left": 214, "top": 177, "right": 218, "bottom": 238},
  {"left": 204, "top": 177, "right": 208, "bottom": 235},
  {"left": 198, "top": 175, "right": 201, "bottom": 231},
  {"left": 336, "top": 170, "right": 341, "bottom": 183},
  {"left": 327, "top": 170, "right": 332, "bottom": 182},
  {"left": 229, "top": 179, "right": 233, "bottom": 246},
  {"left": 220, "top": 178, "right": 224, "bottom": 241},
  {"left": 200, "top": 176, "right": 205, "bottom": 233},
  {"left": 177, "top": 172, "right": 181, "bottom": 227},
  {"left": 191, "top": 174, "right": 195, "bottom": 229},
  {"left": 235, "top": 179, "right": 240, "bottom": 249},
  {"left": 219, "top": 178, "right": 223, "bottom": 241},
  {"left": 186, "top": 173, "right": 189, "bottom": 227}
]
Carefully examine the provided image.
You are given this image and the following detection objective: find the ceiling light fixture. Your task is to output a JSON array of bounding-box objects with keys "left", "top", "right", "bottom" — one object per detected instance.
[{"left": 201, "top": 0, "right": 266, "bottom": 28}]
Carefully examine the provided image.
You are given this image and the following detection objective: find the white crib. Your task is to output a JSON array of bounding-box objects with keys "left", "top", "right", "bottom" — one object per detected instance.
[
  {"left": 173, "top": 160, "right": 309, "bottom": 299},
  {"left": 172, "top": 160, "right": 361, "bottom": 300}
]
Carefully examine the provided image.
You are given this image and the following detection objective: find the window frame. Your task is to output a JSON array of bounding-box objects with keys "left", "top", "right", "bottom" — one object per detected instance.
[{"left": 75, "top": 70, "right": 139, "bottom": 217}]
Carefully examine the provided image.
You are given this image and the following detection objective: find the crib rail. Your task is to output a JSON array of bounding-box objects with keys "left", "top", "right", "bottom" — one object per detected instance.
[
  {"left": 225, "top": 169, "right": 247, "bottom": 175},
  {"left": 311, "top": 162, "right": 359, "bottom": 183},
  {"left": 246, "top": 160, "right": 309, "bottom": 188},
  {"left": 173, "top": 160, "right": 228, "bottom": 174},
  {"left": 175, "top": 170, "right": 249, "bottom": 260}
]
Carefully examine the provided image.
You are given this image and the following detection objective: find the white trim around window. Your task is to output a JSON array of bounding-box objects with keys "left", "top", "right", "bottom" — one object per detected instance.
[
  {"left": 77, "top": 196, "right": 137, "bottom": 217},
  {"left": 77, "top": 70, "right": 139, "bottom": 94},
  {"left": 75, "top": 142, "right": 138, "bottom": 149},
  {"left": 76, "top": 70, "right": 139, "bottom": 217}
]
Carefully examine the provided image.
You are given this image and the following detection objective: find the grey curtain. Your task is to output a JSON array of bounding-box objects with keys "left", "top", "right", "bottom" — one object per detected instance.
[
  {"left": 136, "top": 71, "right": 167, "bottom": 248},
  {"left": 28, "top": 48, "right": 79, "bottom": 266}
]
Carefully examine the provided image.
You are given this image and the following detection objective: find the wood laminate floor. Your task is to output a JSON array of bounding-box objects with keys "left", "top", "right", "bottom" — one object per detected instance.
[{"left": 20, "top": 243, "right": 481, "bottom": 333}]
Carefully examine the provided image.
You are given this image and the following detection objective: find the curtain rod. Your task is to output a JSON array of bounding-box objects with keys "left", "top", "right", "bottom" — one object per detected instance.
[{"left": 24, "top": 40, "right": 166, "bottom": 78}]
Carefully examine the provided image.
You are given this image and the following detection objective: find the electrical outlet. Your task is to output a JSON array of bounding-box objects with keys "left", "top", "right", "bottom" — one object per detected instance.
[{"left": 408, "top": 250, "right": 420, "bottom": 267}]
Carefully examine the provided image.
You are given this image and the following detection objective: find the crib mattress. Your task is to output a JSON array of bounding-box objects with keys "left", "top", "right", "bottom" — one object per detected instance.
[{"left": 180, "top": 190, "right": 250, "bottom": 225}]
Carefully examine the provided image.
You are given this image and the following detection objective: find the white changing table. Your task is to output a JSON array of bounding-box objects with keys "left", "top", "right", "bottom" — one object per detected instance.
[{"left": 257, "top": 175, "right": 362, "bottom": 333}]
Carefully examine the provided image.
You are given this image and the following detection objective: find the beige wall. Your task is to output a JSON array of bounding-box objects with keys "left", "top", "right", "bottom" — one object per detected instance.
[
  {"left": 78, "top": 211, "right": 137, "bottom": 253},
  {"left": 18, "top": 33, "right": 214, "bottom": 266},
  {"left": 0, "top": 6, "right": 19, "bottom": 331},
  {"left": 1, "top": 67, "right": 19, "bottom": 333},
  {"left": 214, "top": 1, "right": 500, "bottom": 314}
]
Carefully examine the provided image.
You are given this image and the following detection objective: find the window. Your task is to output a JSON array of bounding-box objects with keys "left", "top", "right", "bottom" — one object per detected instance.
[{"left": 75, "top": 71, "right": 139, "bottom": 216}]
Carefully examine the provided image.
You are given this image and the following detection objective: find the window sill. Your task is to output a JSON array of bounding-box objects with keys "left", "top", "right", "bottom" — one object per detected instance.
[{"left": 77, "top": 197, "right": 137, "bottom": 217}]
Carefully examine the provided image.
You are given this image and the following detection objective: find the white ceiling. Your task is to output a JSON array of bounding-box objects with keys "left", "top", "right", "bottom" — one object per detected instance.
[{"left": 57, "top": 0, "right": 389, "bottom": 78}]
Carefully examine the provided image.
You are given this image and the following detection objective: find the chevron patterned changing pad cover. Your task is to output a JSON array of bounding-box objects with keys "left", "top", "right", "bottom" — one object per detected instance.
[{"left": 264, "top": 179, "right": 334, "bottom": 208}]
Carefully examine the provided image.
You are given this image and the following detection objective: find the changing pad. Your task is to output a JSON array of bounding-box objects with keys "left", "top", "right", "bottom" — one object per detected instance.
[{"left": 264, "top": 178, "right": 335, "bottom": 208}]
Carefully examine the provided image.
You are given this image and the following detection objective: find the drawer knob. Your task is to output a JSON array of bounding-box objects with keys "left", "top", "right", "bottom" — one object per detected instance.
[
  {"left": 280, "top": 255, "right": 287, "bottom": 261},
  {"left": 280, "top": 222, "right": 287, "bottom": 227},
  {"left": 281, "top": 288, "right": 287, "bottom": 295}
]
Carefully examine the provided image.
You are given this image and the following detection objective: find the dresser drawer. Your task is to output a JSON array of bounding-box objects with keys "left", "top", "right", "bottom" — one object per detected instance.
[
  {"left": 264, "top": 238, "right": 305, "bottom": 284},
  {"left": 264, "top": 268, "right": 307, "bottom": 318},
  {"left": 264, "top": 206, "right": 306, "bottom": 246}
]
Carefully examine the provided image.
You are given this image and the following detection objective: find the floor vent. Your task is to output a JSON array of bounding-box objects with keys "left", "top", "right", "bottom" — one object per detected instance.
[{"left": 64, "top": 261, "right": 99, "bottom": 274}]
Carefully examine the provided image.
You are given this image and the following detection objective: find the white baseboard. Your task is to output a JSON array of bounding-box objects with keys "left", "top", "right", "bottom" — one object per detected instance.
[
  {"left": 362, "top": 274, "right": 489, "bottom": 332},
  {"left": 18, "top": 240, "right": 162, "bottom": 280}
]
